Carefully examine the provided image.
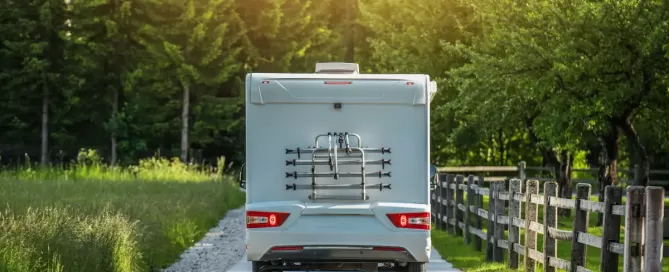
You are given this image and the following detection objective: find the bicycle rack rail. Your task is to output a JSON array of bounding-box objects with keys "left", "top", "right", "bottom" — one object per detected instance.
[{"left": 284, "top": 132, "right": 392, "bottom": 200}]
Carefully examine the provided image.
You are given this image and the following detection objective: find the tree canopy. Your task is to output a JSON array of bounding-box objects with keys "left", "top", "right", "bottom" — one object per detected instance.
[{"left": 2, "top": 0, "right": 669, "bottom": 189}]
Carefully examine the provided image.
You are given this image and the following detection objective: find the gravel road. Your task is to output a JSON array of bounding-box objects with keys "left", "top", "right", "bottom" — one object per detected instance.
[{"left": 163, "top": 207, "right": 247, "bottom": 272}]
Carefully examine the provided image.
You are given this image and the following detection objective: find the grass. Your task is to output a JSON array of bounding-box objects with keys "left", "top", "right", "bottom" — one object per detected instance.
[
  {"left": 0, "top": 149, "right": 246, "bottom": 272},
  {"left": 431, "top": 193, "right": 669, "bottom": 272}
]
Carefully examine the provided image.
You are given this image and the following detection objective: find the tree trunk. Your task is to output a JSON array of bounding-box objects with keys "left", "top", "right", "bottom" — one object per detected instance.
[
  {"left": 344, "top": 0, "right": 355, "bottom": 62},
  {"left": 497, "top": 130, "right": 504, "bottom": 165},
  {"left": 596, "top": 120, "right": 619, "bottom": 226},
  {"left": 180, "top": 83, "right": 190, "bottom": 163},
  {"left": 585, "top": 141, "right": 602, "bottom": 168},
  {"left": 558, "top": 150, "right": 573, "bottom": 217},
  {"left": 40, "top": 79, "right": 49, "bottom": 167},
  {"left": 110, "top": 0, "right": 121, "bottom": 167},
  {"left": 503, "top": 133, "right": 511, "bottom": 165},
  {"left": 111, "top": 86, "right": 118, "bottom": 167},
  {"left": 525, "top": 117, "right": 558, "bottom": 176},
  {"left": 546, "top": 148, "right": 560, "bottom": 200},
  {"left": 618, "top": 118, "right": 649, "bottom": 186},
  {"left": 488, "top": 136, "right": 495, "bottom": 164}
]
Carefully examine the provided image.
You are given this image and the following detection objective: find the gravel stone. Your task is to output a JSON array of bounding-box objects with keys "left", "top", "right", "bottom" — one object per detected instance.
[{"left": 163, "top": 207, "right": 246, "bottom": 272}]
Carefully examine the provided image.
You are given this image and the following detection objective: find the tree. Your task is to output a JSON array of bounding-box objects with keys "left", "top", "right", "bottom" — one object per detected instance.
[
  {"left": 443, "top": 0, "right": 669, "bottom": 219},
  {"left": 144, "top": 0, "right": 246, "bottom": 163},
  {"left": 68, "top": 0, "right": 156, "bottom": 166},
  {"left": 360, "top": 0, "right": 506, "bottom": 166},
  {"left": 2, "top": 0, "right": 71, "bottom": 166},
  {"left": 235, "top": 0, "right": 338, "bottom": 73}
]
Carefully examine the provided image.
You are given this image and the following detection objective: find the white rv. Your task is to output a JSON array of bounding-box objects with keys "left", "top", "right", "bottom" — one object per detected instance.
[{"left": 239, "top": 63, "right": 438, "bottom": 272}]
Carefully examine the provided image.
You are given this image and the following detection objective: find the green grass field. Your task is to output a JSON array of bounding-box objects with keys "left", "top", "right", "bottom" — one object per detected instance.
[
  {"left": 0, "top": 150, "right": 245, "bottom": 272},
  {"left": 431, "top": 193, "right": 669, "bottom": 272}
]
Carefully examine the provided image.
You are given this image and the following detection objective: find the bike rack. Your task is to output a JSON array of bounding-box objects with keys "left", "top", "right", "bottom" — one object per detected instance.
[{"left": 285, "top": 132, "right": 392, "bottom": 200}]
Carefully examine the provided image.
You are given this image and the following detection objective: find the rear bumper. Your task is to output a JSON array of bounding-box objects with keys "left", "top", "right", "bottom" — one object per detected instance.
[
  {"left": 259, "top": 246, "right": 417, "bottom": 263},
  {"left": 246, "top": 231, "right": 431, "bottom": 263},
  {"left": 244, "top": 201, "right": 432, "bottom": 263}
]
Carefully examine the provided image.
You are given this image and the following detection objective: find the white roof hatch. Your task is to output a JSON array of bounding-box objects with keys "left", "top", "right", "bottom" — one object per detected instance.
[{"left": 315, "top": 62, "right": 359, "bottom": 74}]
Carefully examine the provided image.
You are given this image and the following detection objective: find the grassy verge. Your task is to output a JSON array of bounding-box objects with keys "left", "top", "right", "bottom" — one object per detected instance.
[
  {"left": 431, "top": 194, "right": 668, "bottom": 272},
  {"left": 0, "top": 149, "right": 246, "bottom": 272}
]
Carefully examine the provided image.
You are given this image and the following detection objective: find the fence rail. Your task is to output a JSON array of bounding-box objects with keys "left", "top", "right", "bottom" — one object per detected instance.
[
  {"left": 431, "top": 174, "right": 665, "bottom": 272},
  {"left": 437, "top": 161, "right": 669, "bottom": 187}
]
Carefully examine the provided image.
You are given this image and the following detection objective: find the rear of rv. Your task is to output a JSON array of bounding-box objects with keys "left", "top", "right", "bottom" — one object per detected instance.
[{"left": 241, "top": 63, "right": 437, "bottom": 271}]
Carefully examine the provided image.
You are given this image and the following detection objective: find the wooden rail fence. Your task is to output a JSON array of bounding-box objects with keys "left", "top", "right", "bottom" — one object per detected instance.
[
  {"left": 430, "top": 174, "right": 665, "bottom": 272},
  {"left": 437, "top": 161, "right": 669, "bottom": 187}
]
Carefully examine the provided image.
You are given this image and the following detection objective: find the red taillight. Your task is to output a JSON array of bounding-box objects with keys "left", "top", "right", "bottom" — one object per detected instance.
[
  {"left": 262, "top": 80, "right": 270, "bottom": 84},
  {"left": 406, "top": 82, "right": 414, "bottom": 85},
  {"left": 386, "top": 212, "right": 430, "bottom": 230},
  {"left": 271, "top": 246, "right": 303, "bottom": 251},
  {"left": 324, "top": 81, "right": 352, "bottom": 85},
  {"left": 246, "top": 211, "right": 290, "bottom": 229}
]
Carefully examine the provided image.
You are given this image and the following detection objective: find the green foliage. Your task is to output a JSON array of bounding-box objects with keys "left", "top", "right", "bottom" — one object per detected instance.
[
  {"left": 3, "top": 0, "right": 669, "bottom": 185},
  {"left": 0, "top": 0, "right": 349, "bottom": 166},
  {"left": 446, "top": 0, "right": 669, "bottom": 151},
  {"left": 360, "top": 0, "right": 543, "bottom": 166},
  {"left": 366, "top": 0, "right": 669, "bottom": 172},
  {"left": 3, "top": 149, "right": 223, "bottom": 182},
  {"left": 2, "top": 0, "right": 669, "bottom": 170},
  {"left": 0, "top": 154, "right": 245, "bottom": 271},
  {"left": 147, "top": 0, "right": 244, "bottom": 87}
]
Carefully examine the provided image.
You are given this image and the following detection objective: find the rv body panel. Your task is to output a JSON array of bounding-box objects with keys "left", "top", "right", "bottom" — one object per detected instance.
[{"left": 243, "top": 67, "right": 436, "bottom": 268}]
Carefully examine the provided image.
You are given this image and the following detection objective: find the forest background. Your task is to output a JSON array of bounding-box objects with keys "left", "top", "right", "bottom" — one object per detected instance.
[{"left": 3, "top": 0, "right": 669, "bottom": 191}]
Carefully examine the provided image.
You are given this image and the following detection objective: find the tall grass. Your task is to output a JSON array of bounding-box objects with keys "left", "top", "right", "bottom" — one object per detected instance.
[
  {"left": 0, "top": 149, "right": 246, "bottom": 272},
  {"left": 0, "top": 148, "right": 224, "bottom": 182}
]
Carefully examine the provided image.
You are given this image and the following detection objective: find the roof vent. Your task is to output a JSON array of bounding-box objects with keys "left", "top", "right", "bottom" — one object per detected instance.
[{"left": 315, "top": 62, "right": 359, "bottom": 74}]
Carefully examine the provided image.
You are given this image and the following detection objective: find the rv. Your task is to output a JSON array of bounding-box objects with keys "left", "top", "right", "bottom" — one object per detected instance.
[{"left": 239, "top": 63, "right": 438, "bottom": 272}]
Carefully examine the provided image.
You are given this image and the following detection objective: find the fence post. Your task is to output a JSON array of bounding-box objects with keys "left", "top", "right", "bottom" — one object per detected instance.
[
  {"left": 570, "top": 183, "right": 591, "bottom": 272},
  {"left": 486, "top": 181, "right": 497, "bottom": 261},
  {"left": 494, "top": 180, "right": 506, "bottom": 263},
  {"left": 464, "top": 175, "right": 474, "bottom": 244},
  {"left": 447, "top": 174, "right": 456, "bottom": 234},
  {"left": 434, "top": 176, "right": 444, "bottom": 229},
  {"left": 474, "top": 175, "right": 484, "bottom": 252},
  {"left": 600, "top": 185, "right": 623, "bottom": 272},
  {"left": 519, "top": 161, "right": 526, "bottom": 181},
  {"left": 431, "top": 184, "right": 436, "bottom": 223},
  {"left": 624, "top": 186, "right": 645, "bottom": 272},
  {"left": 455, "top": 175, "right": 464, "bottom": 237},
  {"left": 439, "top": 174, "right": 448, "bottom": 231},
  {"left": 524, "top": 179, "right": 539, "bottom": 272},
  {"left": 543, "top": 181, "right": 558, "bottom": 272},
  {"left": 644, "top": 186, "right": 665, "bottom": 272},
  {"left": 508, "top": 178, "right": 522, "bottom": 269},
  {"left": 435, "top": 174, "right": 442, "bottom": 227}
]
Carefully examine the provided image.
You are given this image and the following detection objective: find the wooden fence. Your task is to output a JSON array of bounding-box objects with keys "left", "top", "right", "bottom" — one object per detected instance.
[
  {"left": 437, "top": 161, "right": 669, "bottom": 188},
  {"left": 430, "top": 174, "right": 665, "bottom": 272}
]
